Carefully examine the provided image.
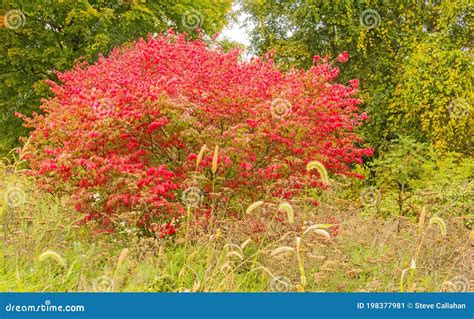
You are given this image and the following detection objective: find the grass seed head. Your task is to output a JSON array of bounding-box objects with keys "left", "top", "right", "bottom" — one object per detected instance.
[
  {"left": 38, "top": 250, "right": 67, "bottom": 268},
  {"left": 306, "top": 160, "right": 329, "bottom": 184}
]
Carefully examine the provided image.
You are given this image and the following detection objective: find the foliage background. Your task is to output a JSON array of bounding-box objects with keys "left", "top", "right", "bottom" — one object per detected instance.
[
  {"left": 0, "top": 0, "right": 232, "bottom": 154},
  {"left": 240, "top": 0, "right": 473, "bottom": 154}
]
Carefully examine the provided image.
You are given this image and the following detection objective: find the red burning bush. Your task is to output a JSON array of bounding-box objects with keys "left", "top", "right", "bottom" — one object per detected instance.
[{"left": 21, "top": 32, "right": 372, "bottom": 232}]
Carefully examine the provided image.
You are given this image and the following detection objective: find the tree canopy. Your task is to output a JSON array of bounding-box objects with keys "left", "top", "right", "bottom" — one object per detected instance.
[
  {"left": 241, "top": 0, "right": 473, "bottom": 154},
  {"left": 0, "top": 0, "right": 232, "bottom": 154}
]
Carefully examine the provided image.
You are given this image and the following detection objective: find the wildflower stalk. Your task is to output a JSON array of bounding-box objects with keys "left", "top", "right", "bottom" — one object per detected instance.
[
  {"left": 400, "top": 211, "right": 447, "bottom": 292},
  {"left": 179, "top": 207, "right": 193, "bottom": 289},
  {"left": 184, "top": 207, "right": 192, "bottom": 255},
  {"left": 295, "top": 237, "right": 306, "bottom": 291},
  {"left": 209, "top": 145, "right": 219, "bottom": 232}
]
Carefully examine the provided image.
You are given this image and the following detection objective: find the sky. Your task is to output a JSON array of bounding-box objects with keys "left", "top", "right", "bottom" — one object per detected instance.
[{"left": 219, "top": 3, "right": 252, "bottom": 48}]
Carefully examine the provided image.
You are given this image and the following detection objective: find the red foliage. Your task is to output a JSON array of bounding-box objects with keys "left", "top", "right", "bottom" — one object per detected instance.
[
  {"left": 21, "top": 32, "right": 372, "bottom": 231},
  {"left": 337, "top": 51, "right": 349, "bottom": 63},
  {"left": 328, "top": 216, "right": 340, "bottom": 237}
]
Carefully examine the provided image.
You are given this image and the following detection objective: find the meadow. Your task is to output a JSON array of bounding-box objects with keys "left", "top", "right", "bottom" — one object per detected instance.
[
  {"left": 0, "top": 0, "right": 472, "bottom": 294},
  {"left": 1, "top": 149, "right": 472, "bottom": 292}
]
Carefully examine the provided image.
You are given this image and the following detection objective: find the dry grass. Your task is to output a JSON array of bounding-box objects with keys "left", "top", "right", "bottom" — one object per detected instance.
[{"left": 0, "top": 156, "right": 472, "bottom": 292}]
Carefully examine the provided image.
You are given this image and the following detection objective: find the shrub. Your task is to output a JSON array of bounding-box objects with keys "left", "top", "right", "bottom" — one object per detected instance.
[
  {"left": 372, "top": 137, "right": 430, "bottom": 215},
  {"left": 20, "top": 32, "right": 372, "bottom": 232},
  {"left": 367, "top": 137, "right": 473, "bottom": 218}
]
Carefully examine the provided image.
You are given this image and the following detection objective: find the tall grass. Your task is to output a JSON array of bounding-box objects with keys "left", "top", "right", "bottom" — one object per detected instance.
[{"left": 0, "top": 154, "right": 471, "bottom": 292}]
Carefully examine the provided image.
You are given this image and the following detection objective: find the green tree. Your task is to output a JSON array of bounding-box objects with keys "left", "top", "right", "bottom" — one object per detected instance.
[
  {"left": 372, "top": 137, "right": 429, "bottom": 216},
  {"left": 0, "top": 0, "right": 232, "bottom": 155},
  {"left": 388, "top": 0, "right": 473, "bottom": 153},
  {"left": 240, "top": 0, "right": 472, "bottom": 154}
]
